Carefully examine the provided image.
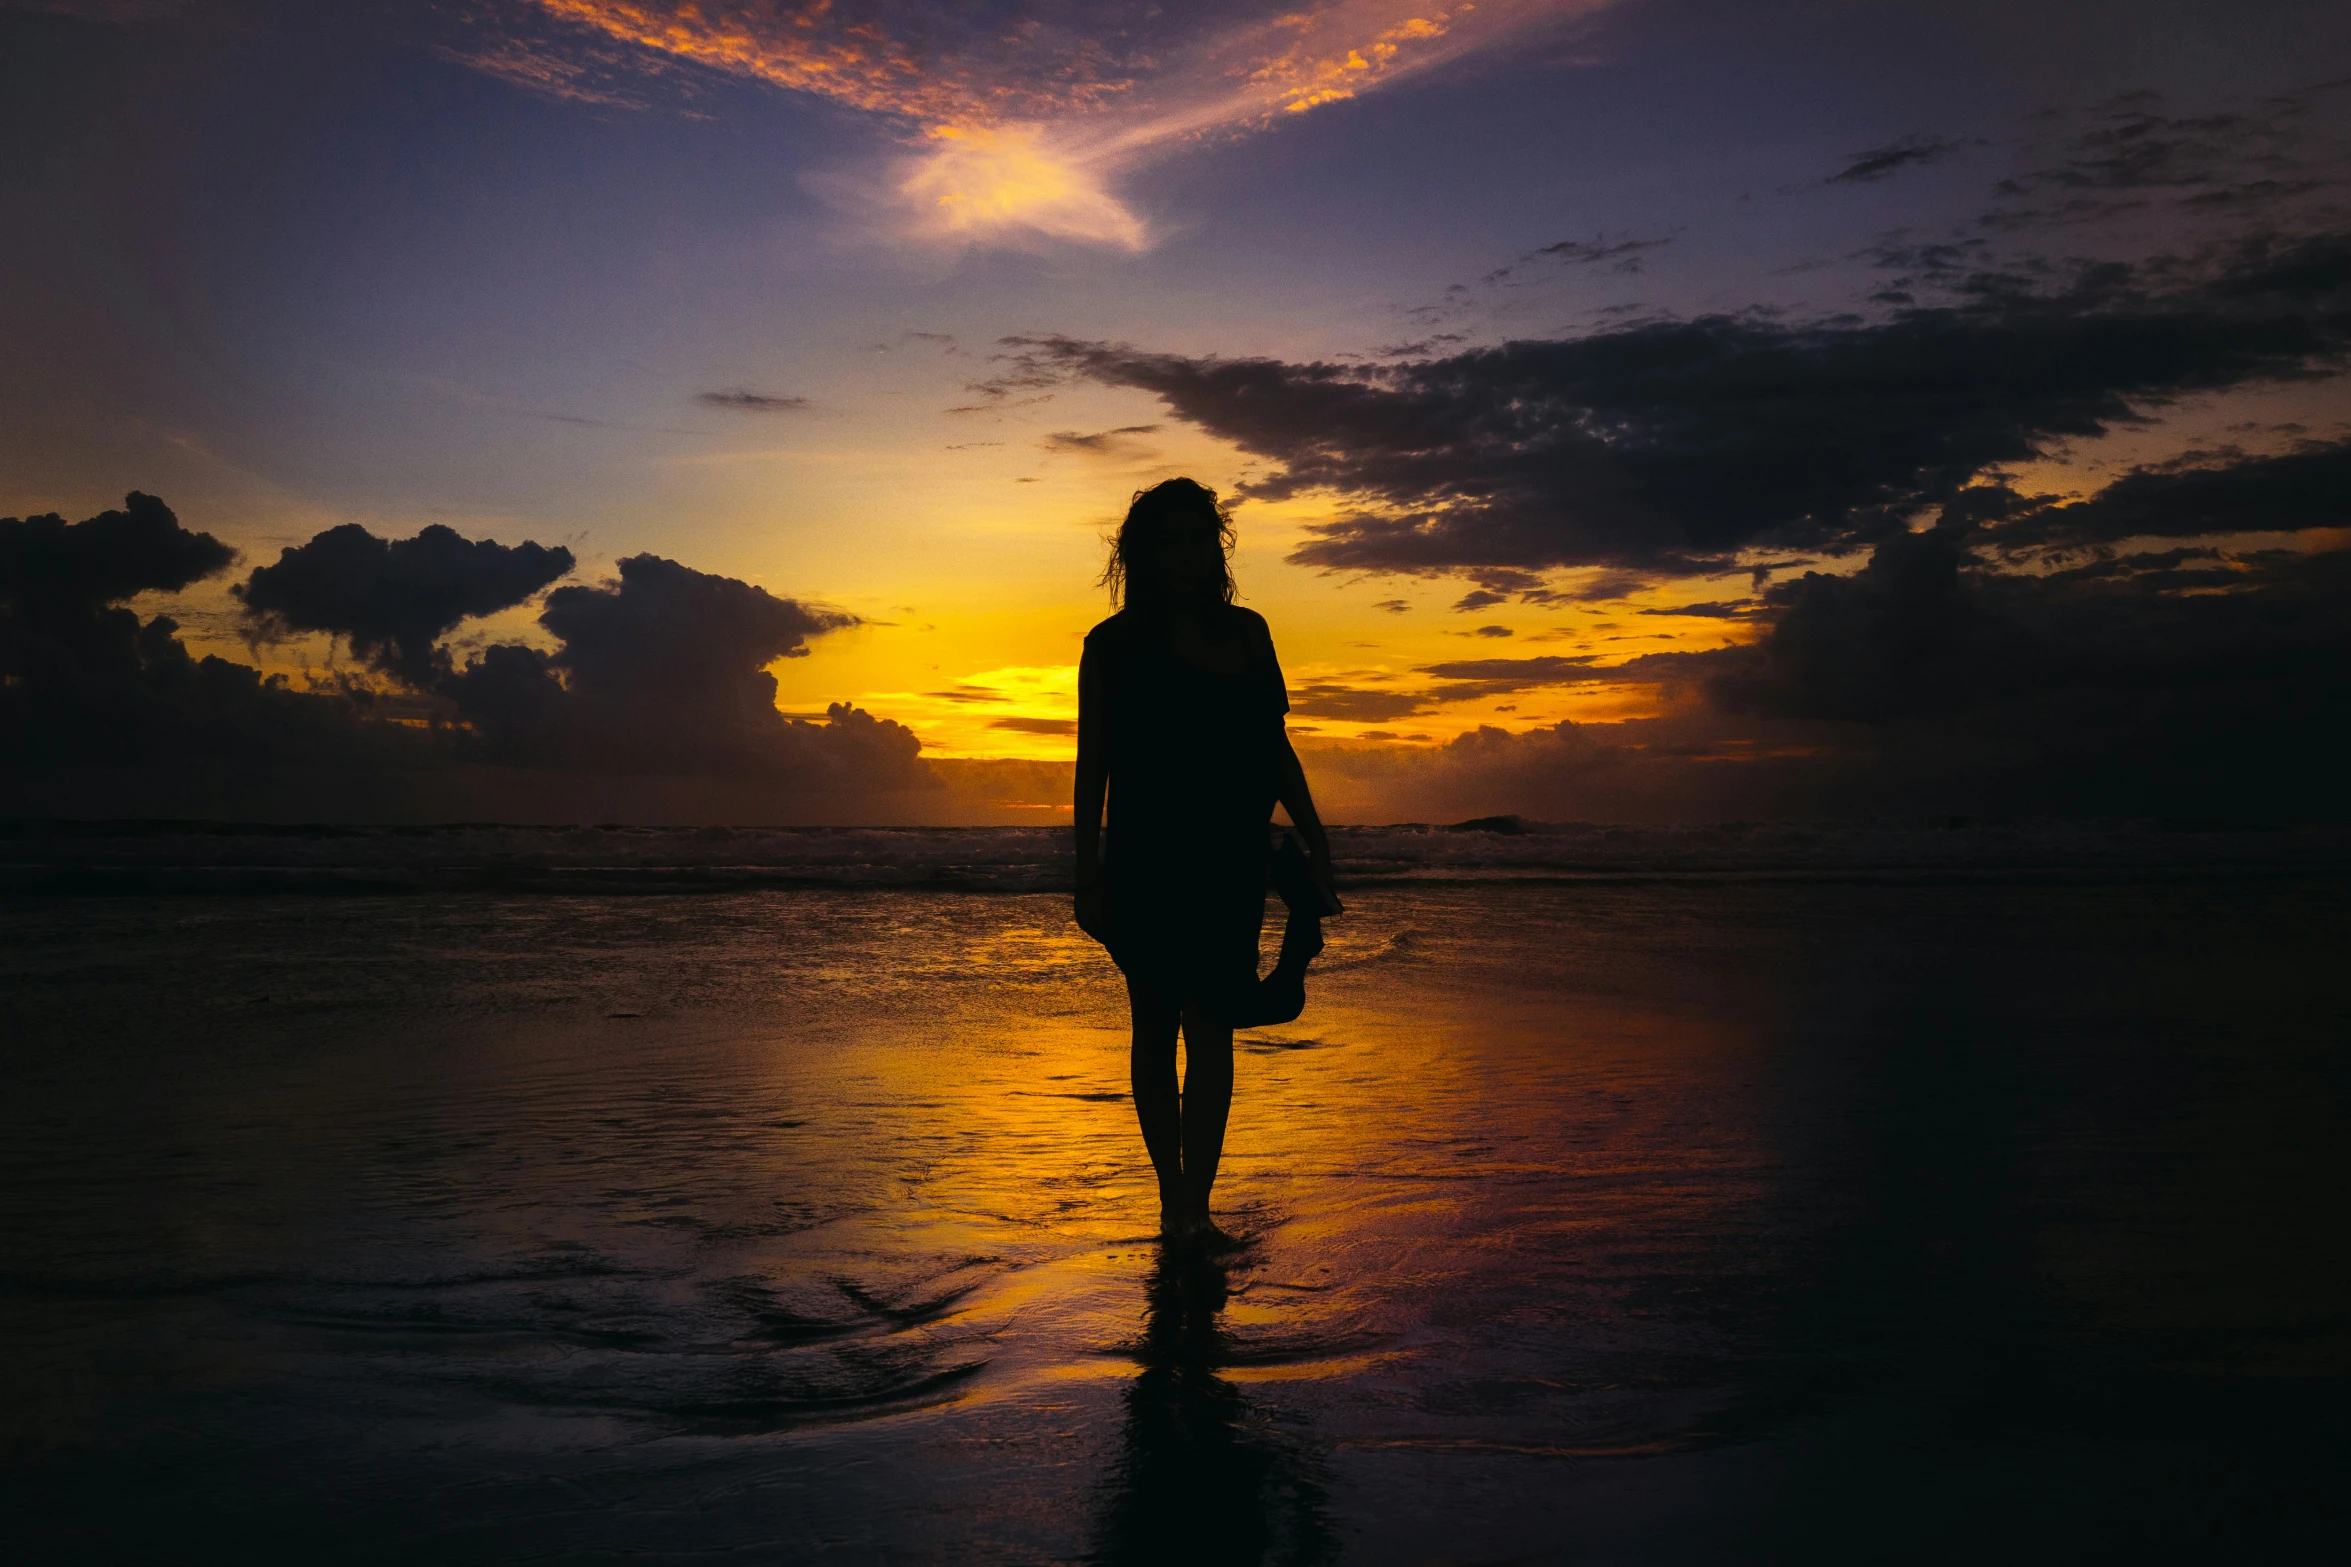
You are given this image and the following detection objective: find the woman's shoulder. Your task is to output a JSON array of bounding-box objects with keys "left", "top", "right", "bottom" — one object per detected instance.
[
  {"left": 1084, "top": 608, "right": 1135, "bottom": 646},
  {"left": 1087, "top": 604, "right": 1268, "bottom": 650}
]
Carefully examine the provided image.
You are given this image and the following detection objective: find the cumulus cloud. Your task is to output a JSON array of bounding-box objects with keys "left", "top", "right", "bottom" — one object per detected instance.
[
  {"left": 4, "top": 500, "right": 930, "bottom": 821},
  {"left": 236, "top": 523, "right": 575, "bottom": 685},
  {"left": 996, "top": 230, "right": 2351, "bottom": 579},
  {"left": 444, "top": 552, "right": 905, "bottom": 782},
  {"left": 1, "top": 490, "right": 233, "bottom": 612},
  {"left": 1, "top": 495, "right": 405, "bottom": 779}
]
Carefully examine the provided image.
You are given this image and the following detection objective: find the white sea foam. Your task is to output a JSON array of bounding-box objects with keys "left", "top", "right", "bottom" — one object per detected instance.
[{"left": 2, "top": 817, "right": 2340, "bottom": 896}]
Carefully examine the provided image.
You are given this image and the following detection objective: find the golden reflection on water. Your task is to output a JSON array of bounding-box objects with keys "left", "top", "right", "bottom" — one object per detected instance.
[{"left": 5, "top": 879, "right": 2347, "bottom": 1560}]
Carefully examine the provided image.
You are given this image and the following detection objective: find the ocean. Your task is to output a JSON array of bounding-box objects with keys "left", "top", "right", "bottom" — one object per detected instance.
[{"left": 4, "top": 821, "right": 2347, "bottom": 1562}]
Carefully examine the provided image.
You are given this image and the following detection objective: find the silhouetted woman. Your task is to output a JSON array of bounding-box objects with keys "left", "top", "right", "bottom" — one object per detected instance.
[{"left": 1074, "top": 479, "right": 1338, "bottom": 1246}]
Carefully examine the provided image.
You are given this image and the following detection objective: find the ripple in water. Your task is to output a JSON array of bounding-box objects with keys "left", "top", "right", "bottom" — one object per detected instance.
[{"left": 4, "top": 875, "right": 2347, "bottom": 1561}]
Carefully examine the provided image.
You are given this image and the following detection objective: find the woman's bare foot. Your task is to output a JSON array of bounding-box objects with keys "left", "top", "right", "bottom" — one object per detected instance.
[
  {"left": 1157, "top": 1185, "right": 1188, "bottom": 1240},
  {"left": 1159, "top": 1203, "right": 1244, "bottom": 1254}
]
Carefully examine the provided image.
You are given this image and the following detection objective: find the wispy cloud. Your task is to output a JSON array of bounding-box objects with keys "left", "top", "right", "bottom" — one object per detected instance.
[
  {"left": 697, "top": 388, "right": 811, "bottom": 412},
  {"left": 1040, "top": 423, "right": 1161, "bottom": 459},
  {"left": 1825, "top": 133, "right": 1980, "bottom": 185},
  {"left": 455, "top": 2, "right": 1617, "bottom": 248}
]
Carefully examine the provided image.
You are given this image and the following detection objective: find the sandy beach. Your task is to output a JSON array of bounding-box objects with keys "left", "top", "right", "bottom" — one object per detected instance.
[{"left": 6, "top": 833, "right": 2346, "bottom": 1561}]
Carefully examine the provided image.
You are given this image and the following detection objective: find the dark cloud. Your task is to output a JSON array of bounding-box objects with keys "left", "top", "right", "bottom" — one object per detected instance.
[
  {"left": 1040, "top": 424, "right": 1160, "bottom": 457},
  {"left": 1419, "top": 655, "right": 1600, "bottom": 683},
  {"left": 1827, "top": 134, "right": 1979, "bottom": 185},
  {"left": 997, "top": 231, "right": 2351, "bottom": 579},
  {"left": 697, "top": 389, "right": 812, "bottom": 412},
  {"left": 444, "top": 553, "right": 882, "bottom": 777},
  {"left": 2009, "top": 86, "right": 2346, "bottom": 196},
  {"left": 1639, "top": 600, "right": 1752, "bottom": 617},
  {"left": 1449, "top": 565, "right": 1644, "bottom": 610},
  {"left": 1287, "top": 682, "right": 1429, "bottom": 723},
  {"left": 1994, "top": 437, "right": 2351, "bottom": 548},
  {"left": 1, "top": 495, "right": 401, "bottom": 777},
  {"left": 1580, "top": 570, "right": 1647, "bottom": 601},
  {"left": 235, "top": 523, "right": 573, "bottom": 684},
  {"left": 1278, "top": 654, "right": 1621, "bottom": 726},
  {"left": 5, "top": 499, "right": 928, "bottom": 820},
  {"left": 1478, "top": 236, "right": 1671, "bottom": 289},
  {"left": 1291, "top": 711, "right": 1859, "bottom": 826},
  {"left": 1, "top": 490, "right": 233, "bottom": 614},
  {"left": 1600, "top": 454, "right": 2351, "bottom": 818},
  {"left": 1414, "top": 654, "right": 1601, "bottom": 703},
  {"left": 1304, "top": 557, "right": 2351, "bottom": 825},
  {"left": 1971, "top": 82, "right": 2351, "bottom": 230},
  {"left": 987, "top": 715, "right": 1076, "bottom": 735},
  {"left": 1291, "top": 441, "right": 2351, "bottom": 822},
  {"left": 1533, "top": 235, "right": 1674, "bottom": 266},
  {"left": 1376, "top": 334, "right": 1467, "bottom": 358},
  {"left": 1693, "top": 526, "right": 1998, "bottom": 723},
  {"left": 1372, "top": 598, "right": 1410, "bottom": 613},
  {"left": 1696, "top": 523, "right": 2349, "bottom": 727}
]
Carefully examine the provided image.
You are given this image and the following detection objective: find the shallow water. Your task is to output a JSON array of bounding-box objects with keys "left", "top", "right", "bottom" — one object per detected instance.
[{"left": 4, "top": 875, "right": 2347, "bottom": 1562}]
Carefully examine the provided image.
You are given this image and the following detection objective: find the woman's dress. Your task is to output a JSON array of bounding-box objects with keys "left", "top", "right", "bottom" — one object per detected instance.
[{"left": 1085, "top": 605, "right": 1289, "bottom": 1007}]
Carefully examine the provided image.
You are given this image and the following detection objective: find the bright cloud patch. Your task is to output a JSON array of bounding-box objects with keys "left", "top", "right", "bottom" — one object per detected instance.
[
  {"left": 900, "top": 124, "right": 1146, "bottom": 249},
  {"left": 465, "top": 1, "right": 1612, "bottom": 248}
]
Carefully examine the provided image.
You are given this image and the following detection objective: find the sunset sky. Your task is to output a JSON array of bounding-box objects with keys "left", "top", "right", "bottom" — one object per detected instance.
[{"left": 6, "top": 0, "right": 2349, "bottom": 822}]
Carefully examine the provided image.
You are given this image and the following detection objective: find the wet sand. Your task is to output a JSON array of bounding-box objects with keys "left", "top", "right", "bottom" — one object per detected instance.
[{"left": 4, "top": 874, "right": 2347, "bottom": 1561}]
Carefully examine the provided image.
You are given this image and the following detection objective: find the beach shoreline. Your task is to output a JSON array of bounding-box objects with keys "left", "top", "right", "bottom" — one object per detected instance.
[{"left": 6, "top": 874, "right": 2346, "bottom": 1560}]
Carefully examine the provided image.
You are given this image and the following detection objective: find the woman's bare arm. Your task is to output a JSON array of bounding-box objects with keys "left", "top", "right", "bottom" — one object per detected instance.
[
  {"left": 1274, "top": 729, "right": 1336, "bottom": 892},
  {"left": 1073, "top": 641, "right": 1109, "bottom": 938}
]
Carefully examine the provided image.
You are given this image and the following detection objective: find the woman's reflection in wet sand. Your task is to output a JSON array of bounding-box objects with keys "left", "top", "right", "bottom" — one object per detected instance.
[{"left": 1091, "top": 1249, "right": 1340, "bottom": 1566}]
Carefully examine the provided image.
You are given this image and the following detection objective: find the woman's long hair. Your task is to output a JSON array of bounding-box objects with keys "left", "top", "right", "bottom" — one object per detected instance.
[{"left": 1101, "top": 478, "right": 1237, "bottom": 611}]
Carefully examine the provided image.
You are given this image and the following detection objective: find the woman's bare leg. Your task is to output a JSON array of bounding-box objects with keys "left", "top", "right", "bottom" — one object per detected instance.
[
  {"left": 1127, "top": 978, "right": 1185, "bottom": 1234},
  {"left": 1177, "top": 1006, "right": 1235, "bottom": 1231}
]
